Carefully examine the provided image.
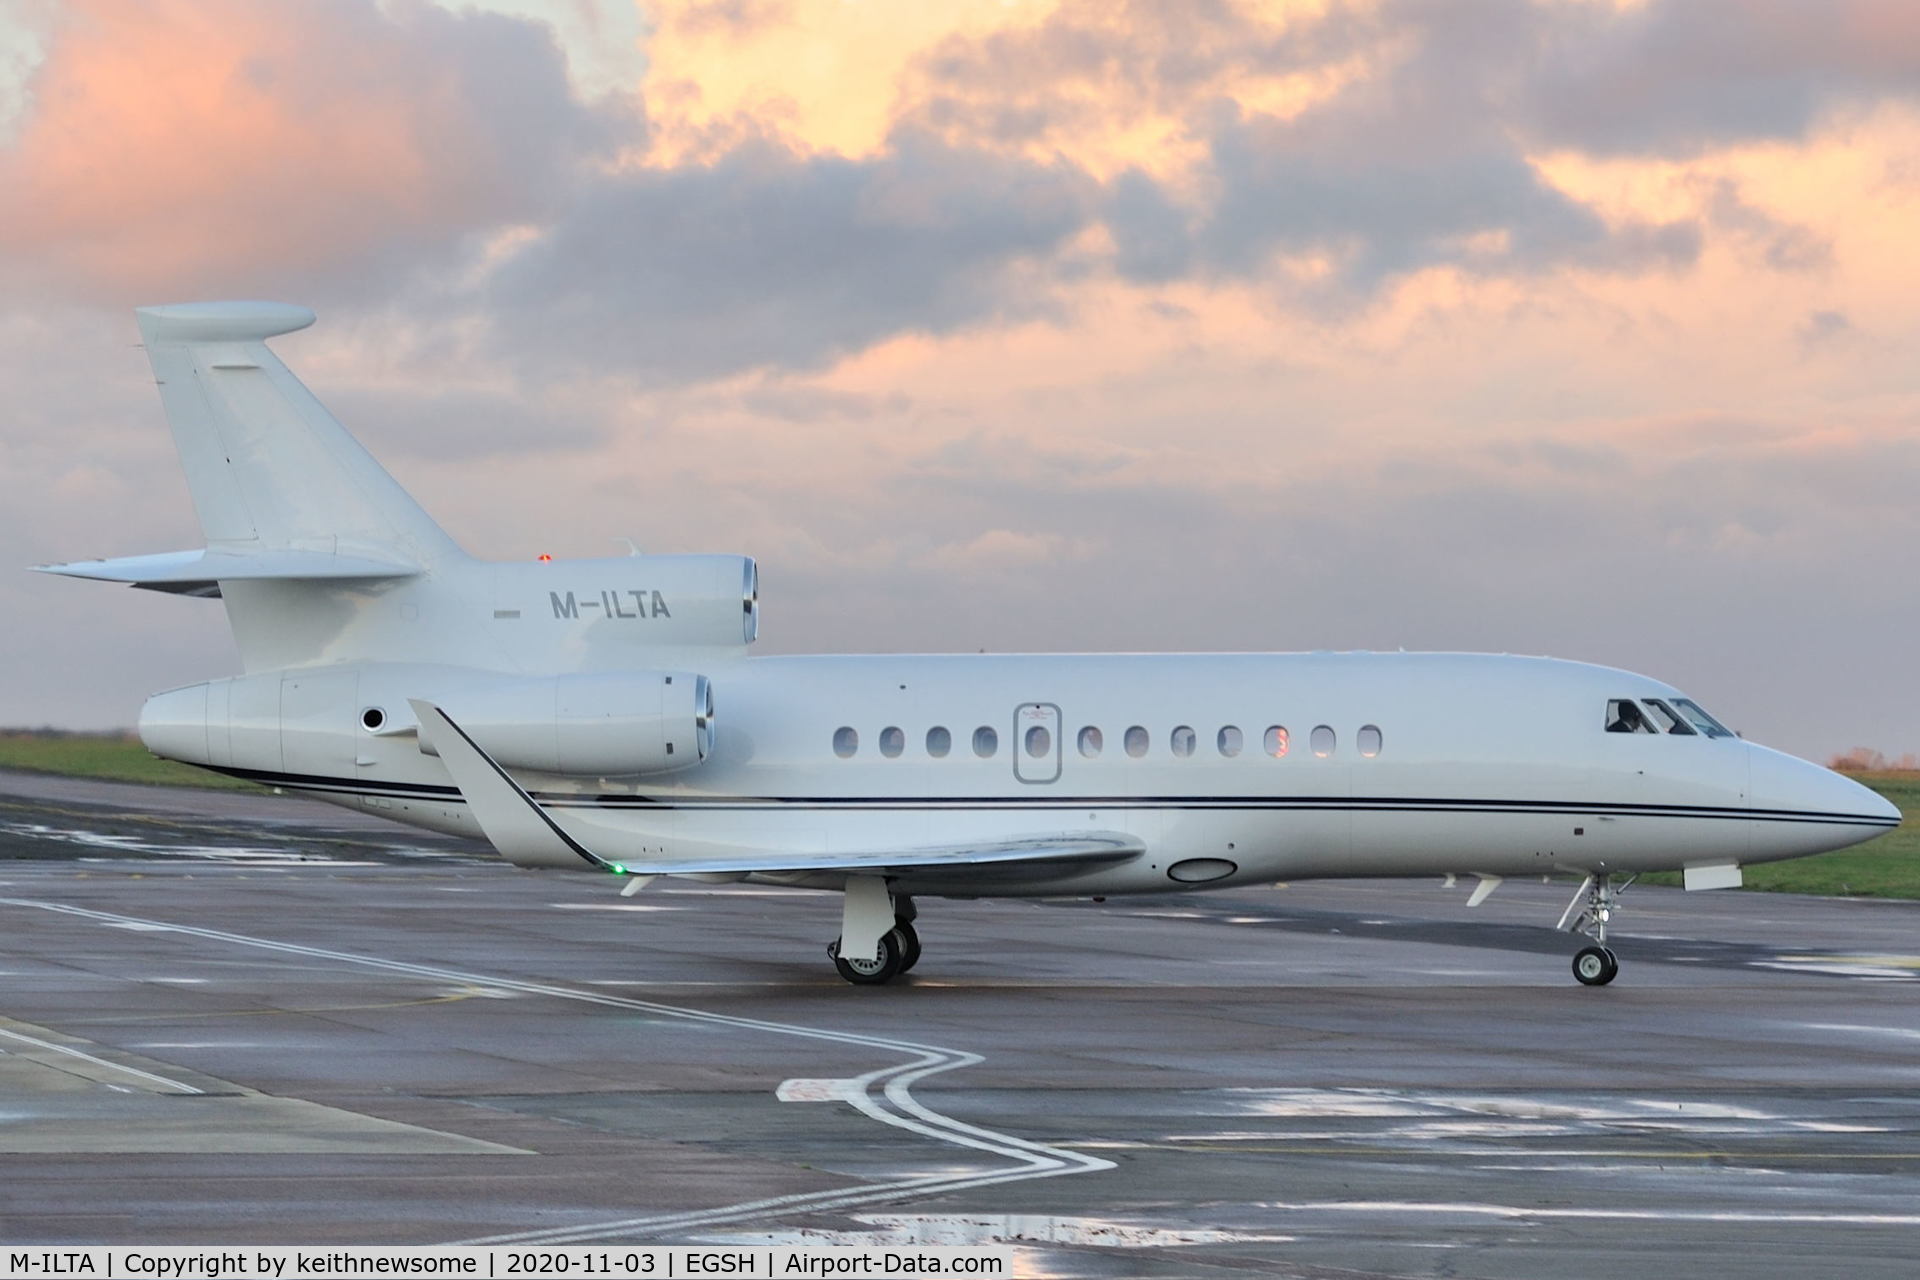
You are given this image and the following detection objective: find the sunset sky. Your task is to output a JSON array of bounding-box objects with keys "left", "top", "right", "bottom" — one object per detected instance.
[{"left": 1, "top": 0, "right": 1916, "bottom": 763}]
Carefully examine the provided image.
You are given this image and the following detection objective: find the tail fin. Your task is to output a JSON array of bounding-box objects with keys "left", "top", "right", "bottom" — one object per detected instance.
[
  {"left": 36, "top": 303, "right": 471, "bottom": 671},
  {"left": 133, "top": 301, "right": 461, "bottom": 565}
]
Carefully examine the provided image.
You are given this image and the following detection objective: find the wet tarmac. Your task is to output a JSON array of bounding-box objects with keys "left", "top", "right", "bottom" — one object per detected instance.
[{"left": 2, "top": 768, "right": 1917, "bottom": 1276}]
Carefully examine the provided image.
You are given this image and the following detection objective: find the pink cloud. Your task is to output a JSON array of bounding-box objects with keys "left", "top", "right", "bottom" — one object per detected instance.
[{"left": 0, "top": 0, "right": 615, "bottom": 298}]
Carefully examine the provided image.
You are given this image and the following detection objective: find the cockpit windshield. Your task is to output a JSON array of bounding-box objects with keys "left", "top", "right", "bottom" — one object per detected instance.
[
  {"left": 1672, "top": 697, "right": 1735, "bottom": 738},
  {"left": 1605, "top": 699, "right": 1654, "bottom": 733},
  {"left": 1605, "top": 696, "right": 1735, "bottom": 738}
]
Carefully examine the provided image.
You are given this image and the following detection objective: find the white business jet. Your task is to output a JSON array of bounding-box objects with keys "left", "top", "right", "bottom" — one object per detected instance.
[{"left": 38, "top": 303, "right": 1899, "bottom": 986}]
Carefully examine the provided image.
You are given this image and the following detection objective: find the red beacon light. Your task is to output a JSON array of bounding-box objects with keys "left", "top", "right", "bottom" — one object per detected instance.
[{"left": 537, "top": 554, "right": 553, "bottom": 563}]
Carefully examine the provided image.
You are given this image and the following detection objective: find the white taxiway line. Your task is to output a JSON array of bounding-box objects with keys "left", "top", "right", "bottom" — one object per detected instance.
[
  {"left": 0, "top": 1025, "right": 205, "bottom": 1095},
  {"left": 0, "top": 896, "right": 1112, "bottom": 1245}
]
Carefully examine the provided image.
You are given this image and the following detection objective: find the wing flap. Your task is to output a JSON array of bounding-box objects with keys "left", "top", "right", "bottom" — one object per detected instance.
[{"left": 600, "top": 832, "right": 1144, "bottom": 878}]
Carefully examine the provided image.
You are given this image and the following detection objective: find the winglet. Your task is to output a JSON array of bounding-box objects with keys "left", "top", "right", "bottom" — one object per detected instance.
[{"left": 409, "top": 699, "right": 611, "bottom": 873}]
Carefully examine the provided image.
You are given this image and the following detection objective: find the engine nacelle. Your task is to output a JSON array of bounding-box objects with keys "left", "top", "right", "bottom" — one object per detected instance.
[
  {"left": 423, "top": 670, "right": 714, "bottom": 776},
  {"left": 493, "top": 554, "right": 758, "bottom": 650}
]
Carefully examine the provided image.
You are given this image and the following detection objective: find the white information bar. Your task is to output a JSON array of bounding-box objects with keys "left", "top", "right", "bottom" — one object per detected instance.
[{"left": 0, "top": 1247, "right": 1020, "bottom": 1280}]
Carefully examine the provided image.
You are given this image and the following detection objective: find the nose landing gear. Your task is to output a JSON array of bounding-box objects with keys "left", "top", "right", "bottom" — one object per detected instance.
[
  {"left": 1572, "top": 944, "right": 1619, "bottom": 986},
  {"left": 1559, "top": 872, "right": 1633, "bottom": 986}
]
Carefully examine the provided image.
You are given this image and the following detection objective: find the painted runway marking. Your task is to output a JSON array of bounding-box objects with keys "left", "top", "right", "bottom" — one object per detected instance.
[
  {"left": 777, "top": 1078, "right": 862, "bottom": 1102},
  {"left": 0, "top": 895, "right": 1112, "bottom": 1245},
  {"left": 0, "top": 1025, "right": 204, "bottom": 1095},
  {"left": 1803, "top": 1022, "right": 1920, "bottom": 1041}
]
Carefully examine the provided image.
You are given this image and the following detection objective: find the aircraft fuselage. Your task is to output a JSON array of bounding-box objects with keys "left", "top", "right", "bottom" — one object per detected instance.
[{"left": 140, "top": 649, "right": 1895, "bottom": 898}]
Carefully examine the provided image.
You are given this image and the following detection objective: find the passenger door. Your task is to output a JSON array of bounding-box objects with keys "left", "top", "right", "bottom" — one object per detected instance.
[{"left": 1013, "top": 702, "right": 1062, "bottom": 784}]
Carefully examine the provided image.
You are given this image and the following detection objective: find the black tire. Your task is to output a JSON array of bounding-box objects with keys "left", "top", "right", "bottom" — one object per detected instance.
[
  {"left": 893, "top": 921, "right": 922, "bottom": 974},
  {"left": 830, "top": 930, "right": 905, "bottom": 985},
  {"left": 1572, "top": 945, "right": 1619, "bottom": 986}
]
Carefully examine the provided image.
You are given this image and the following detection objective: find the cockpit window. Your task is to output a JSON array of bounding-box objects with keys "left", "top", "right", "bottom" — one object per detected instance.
[
  {"left": 1672, "top": 697, "right": 1735, "bottom": 738},
  {"left": 1642, "top": 698, "right": 1696, "bottom": 735},
  {"left": 1605, "top": 699, "right": 1654, "bottom": 734}
]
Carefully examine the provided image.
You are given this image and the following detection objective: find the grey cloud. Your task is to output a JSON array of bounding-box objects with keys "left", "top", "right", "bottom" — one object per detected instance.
[
  {"left": 1104, "top": 169, "right": 1194, "bottom": 283},
  {"left": 909, "top": 0, "right": 1920, "bottom": 302},
  {"left": 672, "top": 0, "right": 795, "bottom": 38},
  {"left": 322, "top": 386, "right": 607, "bottom": 461},
  {"left": 1518, "top": 0, "right": 1920, "bottom": 158},
  {"left": 483, "top": 132, "right": 1096, "bottom": 380},
  {"left": 1797, "top": 309, "right": 1854, "bottom": 349},
  {"left": 1173, "top": 104, "right": 1699, "bottom": 293},
  {"left": 913, "top": 0, "right": 1920, "bottom": 164},
  {"left": 735, "top": 384, "right": 913, "bottom": 424},
  {"left": 910, "top": 0, "right": 1369, "bottom": 148},
  {"left": 1699, "top": 178, "right": 1833, "bottom": 272}
]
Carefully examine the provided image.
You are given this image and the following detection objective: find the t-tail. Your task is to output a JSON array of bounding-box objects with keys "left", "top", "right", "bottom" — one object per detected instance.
[{"left": 36, "top": 302, "right": 759, "bottom": 678}]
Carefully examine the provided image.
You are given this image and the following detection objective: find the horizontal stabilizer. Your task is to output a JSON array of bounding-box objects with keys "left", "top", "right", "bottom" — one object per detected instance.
[
  {"left": 135, "top": 300, "right": 316, "bottom": 344},
  {"left": 34, "top": 548, "right": 421, "bottom": 597}
]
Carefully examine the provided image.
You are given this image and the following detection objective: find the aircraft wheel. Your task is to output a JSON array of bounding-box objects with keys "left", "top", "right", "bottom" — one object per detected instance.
[
  {"left": 829, "top": 930, "right": 905, "bottom": 985},
  {"left": 1572, "top": 945, "right": 1618, "bottom": 987},
  {"left": 893, "top": 921, "right": 922, "bottom": 974}
]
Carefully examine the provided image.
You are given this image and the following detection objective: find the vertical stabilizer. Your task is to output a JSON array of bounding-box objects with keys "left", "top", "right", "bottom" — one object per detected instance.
[{"left": 134, "top": 302, "right": 462, "bottom": 566}]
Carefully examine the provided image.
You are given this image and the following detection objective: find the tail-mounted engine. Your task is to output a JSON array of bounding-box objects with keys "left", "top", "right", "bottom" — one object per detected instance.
[
  {"left": 140, "top": 667, "right": 716, "bottom": 781},
  {"left": 421, "top": 670, "right": 714, "bottom": 776}
]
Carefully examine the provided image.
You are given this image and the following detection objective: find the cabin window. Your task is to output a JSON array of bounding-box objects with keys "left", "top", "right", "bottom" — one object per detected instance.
[
  {"left": 879, "top": 726, "right": 905, "bottom": 758},
  {"left": 1310, "top": 724, "right": 1335, "bottom": 757},
  {"left": 1125, "top": 725, "right": 1150, "bottom": 758},
  {"left": 1025, "top": 724, "right": 1052, "bottom": 758},
  {"left": 1171, "top": 725, "right": 1196, "bottom": 758},
  {"left": 1078, "top": 726, "right": 1103, "bottom": 757},
  {"left": 1642, "top": 698, "right": 1696, "bottom": 736},
  {"left": 1605, "top": 699, "right": 1654, "bottom": 734},
  {"left": 973, "top": 725, "right": 999, "bottom": 758},
  {"left": 833, "top": 726, "right": 858, "bottom": 758},
  {"left": 1218, "top": 725, "right": 1243, "bottom": 757},
  {"left": 1673, "top": 698, "right": 1735, "bottom": 739},
  {"left": 1357, "top": 724, "right": 1382, "bottom": 757},
  {"left": 926, "top": 726, "right": 951, "bottom": 757},
  {"left": 1264, "top": 725, "right": 1290, "bottom": 757}
]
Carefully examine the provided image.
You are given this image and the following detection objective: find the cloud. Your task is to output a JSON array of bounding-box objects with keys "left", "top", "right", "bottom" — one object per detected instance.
[
  {"left": 917, "top": 528, "right": 1100, "bottom": 578},
  {"left": 1519, "top": 0, "right": 1920, "bottom": 158},
  {"left": 1178, "top": 102, "right": 1700, "bottom": 294},
  {"left": 5, "top": 0, "right": 1920, "bottom": 769},
  {"left": 481, "top": 130, "right": 1097, "bottom": 379},
  {"left": 905, "top": 0, "right": 1369, "bottom": 158},
  {"left": 1796, "top": 309, "right": 1854, "bottom": 349},
  {"left": 0, "top": 0, "right": 626, "bottom": 301},
  {"left": 905, "top": 0, "right": 1920, "bottom": 300},
  {"left": 1697, "top": 177, "right": 1833, "bottom": 272}
]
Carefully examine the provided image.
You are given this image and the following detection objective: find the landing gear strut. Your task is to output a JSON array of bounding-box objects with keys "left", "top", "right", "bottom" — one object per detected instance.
[{"left": 1558, "top": 872, "right": 1633, "bottom": 986}]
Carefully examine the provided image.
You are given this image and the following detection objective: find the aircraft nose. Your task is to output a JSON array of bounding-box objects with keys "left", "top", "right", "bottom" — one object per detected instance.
[{"left": 1747, "top": 743, "right": 1901, "bottom": 857}]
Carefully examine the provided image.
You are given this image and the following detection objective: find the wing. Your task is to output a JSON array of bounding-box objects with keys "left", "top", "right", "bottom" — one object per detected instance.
[{"left": 409, "top": 699, "right": 1145, "bottom": 879}]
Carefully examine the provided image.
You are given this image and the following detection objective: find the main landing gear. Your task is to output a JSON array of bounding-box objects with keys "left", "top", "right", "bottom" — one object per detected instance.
[
  {"left": 827, "top": 884, "right": 921, "bottom": 985},
  {"left": 1558, "top": 872, "right": 1634, "bottom": 986}
]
